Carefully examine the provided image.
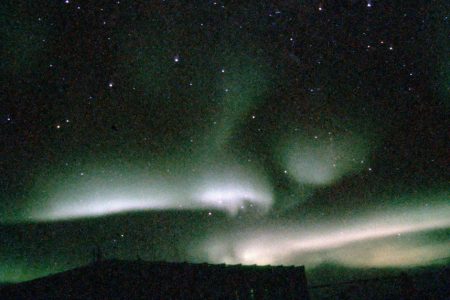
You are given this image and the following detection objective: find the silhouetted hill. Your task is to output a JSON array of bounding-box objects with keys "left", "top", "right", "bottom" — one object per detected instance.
[
  {"left": 308, "top": 263, "right": 450, "bottom": 300},
  {"left": 0, "top": 259, "right": 309, "bottom": 300}
]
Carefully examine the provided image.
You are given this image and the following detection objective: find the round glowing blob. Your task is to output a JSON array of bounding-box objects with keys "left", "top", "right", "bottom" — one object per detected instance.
[{"left": 281, "top": 132, "right": 371, "bottom": 186}]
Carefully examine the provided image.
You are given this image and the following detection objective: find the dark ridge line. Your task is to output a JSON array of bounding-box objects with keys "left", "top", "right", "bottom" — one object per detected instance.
[{"left": 309, "top": 264, "right": 449, "bottom": 289}]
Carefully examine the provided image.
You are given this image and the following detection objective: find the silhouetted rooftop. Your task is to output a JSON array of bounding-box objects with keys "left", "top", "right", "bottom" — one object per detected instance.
[{"left": 0, "top": 259, "right": 309, "bottom": 299}]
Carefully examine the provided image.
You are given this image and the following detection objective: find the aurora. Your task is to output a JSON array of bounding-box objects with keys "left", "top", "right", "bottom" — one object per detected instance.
[{"left": 0, "top": 0, "right": 448, "bottom": 289}]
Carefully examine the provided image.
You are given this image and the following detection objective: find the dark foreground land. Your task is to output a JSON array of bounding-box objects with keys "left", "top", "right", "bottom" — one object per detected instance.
[
  {"left": 308, "top": 265, "right": 449, "bottom": 299},
  {"left": 0, "top": 260, "right": 448, "bottom": 299},
  {"left": 0, "top": 259, "right": 309, "bottom": 299}
]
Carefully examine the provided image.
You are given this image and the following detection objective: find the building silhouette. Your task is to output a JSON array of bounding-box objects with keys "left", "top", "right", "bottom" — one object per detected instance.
[{"left": 0, "top": 260, "right": 310, "bottom": 299}]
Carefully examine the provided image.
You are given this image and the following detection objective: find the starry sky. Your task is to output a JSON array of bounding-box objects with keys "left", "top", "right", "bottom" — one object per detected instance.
[{"left": 0, "top": 0, "right": 449, "bottom": 284}]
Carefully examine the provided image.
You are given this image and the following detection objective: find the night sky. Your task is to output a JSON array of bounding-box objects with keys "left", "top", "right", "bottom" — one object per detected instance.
[{"left": 1, "top": 0, "right": 449, "bottom": 285}]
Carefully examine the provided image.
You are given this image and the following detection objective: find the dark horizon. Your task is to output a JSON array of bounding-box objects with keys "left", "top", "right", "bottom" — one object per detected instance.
[
  {"left": 1, "top": 258, "right": 448, "bottom": 299},
  {"left": 0, "top": 259, "right": 310, "bottom": 299}
]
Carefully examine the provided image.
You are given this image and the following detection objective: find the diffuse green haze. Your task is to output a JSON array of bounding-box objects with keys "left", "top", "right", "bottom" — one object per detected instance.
[
  {"left": 209, "top": 53, "right": 271, "bottom": 151},
  {"left": 279, "top": 129, "right": 371, "bottom": 186},
  {"left": 5, "top": 154, "right": 272, "bottom": 223}
]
